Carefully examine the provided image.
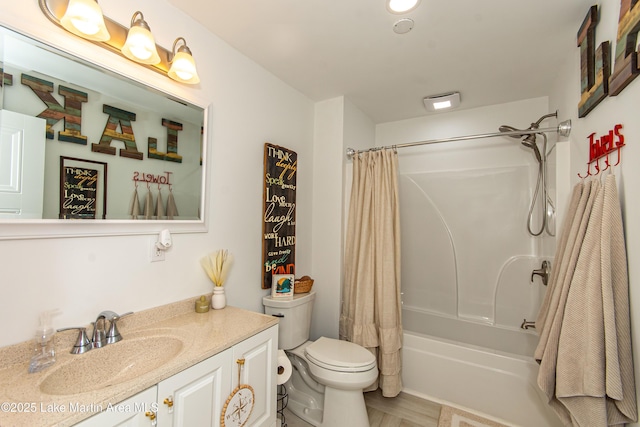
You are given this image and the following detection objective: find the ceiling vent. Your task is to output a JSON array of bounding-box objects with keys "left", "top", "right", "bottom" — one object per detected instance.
[{"left": 423, "top": 92, "right": 461, "bottom": 112}]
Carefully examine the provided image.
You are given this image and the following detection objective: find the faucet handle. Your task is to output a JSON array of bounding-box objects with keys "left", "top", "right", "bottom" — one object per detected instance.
[
  {"left": 531, "top": 260, "right": 551, "bottom": 286},
  {"left": 57, "top": 327, "right": 92, "bottom": 354},
  {"left": 106, "top": 312, "right": 133, "bottom": 344}
]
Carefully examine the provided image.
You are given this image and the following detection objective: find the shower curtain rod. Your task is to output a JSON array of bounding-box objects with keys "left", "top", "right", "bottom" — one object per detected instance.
[{"left": 345, "top": 119, "right": 572, "bottom": 158}]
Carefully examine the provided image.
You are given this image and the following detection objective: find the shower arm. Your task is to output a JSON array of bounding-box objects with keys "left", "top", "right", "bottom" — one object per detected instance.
[{"left": 345, "top": 120, "right": 571, "bottom": 158}]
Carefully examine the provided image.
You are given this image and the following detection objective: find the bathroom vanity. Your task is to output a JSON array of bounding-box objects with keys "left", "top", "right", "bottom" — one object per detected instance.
[{"left": 0, "top": 297, "right": 279, "bottom": 427}]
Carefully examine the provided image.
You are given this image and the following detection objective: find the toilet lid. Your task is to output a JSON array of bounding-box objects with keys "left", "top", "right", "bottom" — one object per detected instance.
[{"left": 304, "top": 337, "right": 377, "bottom": 372}]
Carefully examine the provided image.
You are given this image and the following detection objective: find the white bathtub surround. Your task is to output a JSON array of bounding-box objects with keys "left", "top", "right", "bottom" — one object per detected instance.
[
  {"left": 535, "top": 176, "right": 637, "bottom": 425},
  {"left": 402, "top": 331, "right": 562, "bottom": 427},
  {"left": 340, "top": 148, "right": 403, "bottom": 397}
]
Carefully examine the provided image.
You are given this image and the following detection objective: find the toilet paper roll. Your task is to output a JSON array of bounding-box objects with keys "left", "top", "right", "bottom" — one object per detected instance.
[{"left": 276, "top": 349, "right": 292, "bottom": 385}]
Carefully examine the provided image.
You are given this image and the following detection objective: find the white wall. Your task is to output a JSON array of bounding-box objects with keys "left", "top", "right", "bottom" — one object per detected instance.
[
  {"left": 549, "top": 1, "right": 640, "bottom": 424},
  {"left": 0, "top": 0, "right": 314, "bottom": 347},
  {"left": 310, "top": 96, "right": 376, "bottom": 340}
]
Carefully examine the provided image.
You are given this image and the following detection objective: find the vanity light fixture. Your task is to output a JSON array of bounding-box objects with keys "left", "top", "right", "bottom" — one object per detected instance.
[
  {"left": 38, "top": 0, "right": 200, "bottom": 85},
  {"left": 121, "top": 11, "right": 161, "bottom": 65},
  {"left": 423, "top": 92, "right": 461, "bottom": 112},
  {"left": 59, "top": 0, "right": 110, "bottom": 42},
  {"left": 387, "top": 0, "right": 421, "bottom": 14},
  {"left": 168, "top": 37, "right": 200, "bottom": 84}
]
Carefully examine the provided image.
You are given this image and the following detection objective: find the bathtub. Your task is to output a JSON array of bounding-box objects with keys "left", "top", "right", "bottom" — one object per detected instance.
[{"left": 401, "top": 308, "right": 562, "bottom": 427}]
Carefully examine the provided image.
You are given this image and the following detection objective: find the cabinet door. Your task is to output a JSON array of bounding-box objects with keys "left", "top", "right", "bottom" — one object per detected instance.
[
  {"left": 73, "top": 386, "right": 158, "bottom": 427},
  {"left": 231, "top": 326, "right": 278, "bottom": 427},
  {"left": 157, "top": 349, "right": 232, "bottom": 427}
]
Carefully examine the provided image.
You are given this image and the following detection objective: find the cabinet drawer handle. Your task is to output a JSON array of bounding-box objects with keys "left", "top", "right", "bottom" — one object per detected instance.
[
  {"left": 145, "top": 411, "right": 156, "bottom": 420},
  {"left": 164, "top": 396, "right": 174, "bottom": 407}
]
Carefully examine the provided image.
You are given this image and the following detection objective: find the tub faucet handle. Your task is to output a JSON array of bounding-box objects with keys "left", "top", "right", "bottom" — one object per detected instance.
[{"left": 531, "top": 260, "right": 551, "bottom": 286}]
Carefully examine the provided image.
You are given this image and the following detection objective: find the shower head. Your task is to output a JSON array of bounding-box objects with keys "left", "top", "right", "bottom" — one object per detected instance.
[
  {"left": 499, "top": 111, "right": 557, "bottom": 163},
  {"left": 522, "top": 134, "right": 542, "bottom": 163},
  {"left": 499, "top": 111, "right": 559, "bottom": 138},
  {"left": 499, "top": 125, "right": 542, "bottom": 162}
]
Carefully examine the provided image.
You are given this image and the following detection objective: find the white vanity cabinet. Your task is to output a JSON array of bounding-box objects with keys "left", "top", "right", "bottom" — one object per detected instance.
[
  {"left": 156, "top": 346, "right": 232, "bottom": 427},
  {"left": 74, "top": 326, "right": 278, "bottom": 427},
  {"left": 73, "top": 386, "right": 158, "bottom": 427},
  {"left": 230, "top": 325, "right": 278, "bottom": 427}
]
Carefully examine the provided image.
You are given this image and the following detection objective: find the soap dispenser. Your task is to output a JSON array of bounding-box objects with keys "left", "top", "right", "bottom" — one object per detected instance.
[{"left": 28, "top": 310, "right": 57, "bottom": 373}]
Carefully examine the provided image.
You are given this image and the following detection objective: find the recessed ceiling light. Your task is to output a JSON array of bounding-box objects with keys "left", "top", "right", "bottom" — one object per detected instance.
[
  {"left": 423, "top": 92, "right": 461, "bottom": 112},
  {"left": 387, "top": 0, "right": 421, "bottom": 14}
]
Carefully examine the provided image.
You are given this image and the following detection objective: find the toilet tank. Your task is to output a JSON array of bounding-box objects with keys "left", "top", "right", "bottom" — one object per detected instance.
[{"left": 263, "top": 291, "right": 315, "bottom": 350}]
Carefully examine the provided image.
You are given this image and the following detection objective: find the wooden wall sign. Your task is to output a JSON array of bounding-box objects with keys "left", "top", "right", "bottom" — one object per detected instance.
[
  {"left": 18, "top": 73, "right": 189, "bottom": 163},
  {"left": 578, "top": 6, "right": 610, "bottom": 118},
  {"left": 59, "top": 156, "right": 107, "bottom": 219},
  {"left": 577, "top": 2, "right": 640, "bottom": 116},
  {"left": 262, "top": 143, "right": 297, "bottom": 289}
]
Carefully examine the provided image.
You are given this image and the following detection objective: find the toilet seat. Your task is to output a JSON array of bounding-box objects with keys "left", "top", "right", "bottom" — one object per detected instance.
[{"left": 305, "top": 337, "right": 377, "bottom": 373}]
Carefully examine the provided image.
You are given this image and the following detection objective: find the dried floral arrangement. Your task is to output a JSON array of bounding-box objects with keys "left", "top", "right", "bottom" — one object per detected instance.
[{"left": 201, "top": 249, "right": 233, "bottom": 287}]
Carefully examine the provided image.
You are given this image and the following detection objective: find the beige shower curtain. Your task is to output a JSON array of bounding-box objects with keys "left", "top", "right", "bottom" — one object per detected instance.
[{"left": 339, "top": 148, "right": 403, "bottom": 397}]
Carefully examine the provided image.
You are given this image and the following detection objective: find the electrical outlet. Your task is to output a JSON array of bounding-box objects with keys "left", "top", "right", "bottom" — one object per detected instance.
[{"left": 150, "top": 240, "right": 165, "bottom": 262}]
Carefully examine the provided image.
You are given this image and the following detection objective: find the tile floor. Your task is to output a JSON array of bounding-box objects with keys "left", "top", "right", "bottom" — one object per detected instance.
[{"left": 277, "top": 389, "right": 442, "bottom": 427}]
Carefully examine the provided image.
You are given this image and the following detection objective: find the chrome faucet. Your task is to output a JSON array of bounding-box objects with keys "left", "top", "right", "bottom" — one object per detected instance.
[
  {"left": 521, "top": 319, "right": 536, "bottom": 330},
  {"left": 93, "top": 311, "right": 133, "bottom": 346},
  {"left": 60, "top": 311, "right": 133, "bottom": 354},
  {"left": 91, "top": 314, "right": 107, "bottom": 349}
]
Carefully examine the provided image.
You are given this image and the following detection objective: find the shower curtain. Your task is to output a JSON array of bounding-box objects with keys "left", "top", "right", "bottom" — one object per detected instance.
[
  {"left": 535, "top": 175, "right": 637, "bottom": 426},
  {"left": 339, "top": 149, "right": 403, "bottom": 397}
]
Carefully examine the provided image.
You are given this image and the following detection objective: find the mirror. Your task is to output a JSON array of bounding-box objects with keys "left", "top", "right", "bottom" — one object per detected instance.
[{"left": 0, "top": 26, "right": 209, "bottom": 239}]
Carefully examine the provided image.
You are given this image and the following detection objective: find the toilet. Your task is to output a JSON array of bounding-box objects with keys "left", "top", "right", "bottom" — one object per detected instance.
[{"left": 263, "top": 291, "right": 377, "bottom": 427}]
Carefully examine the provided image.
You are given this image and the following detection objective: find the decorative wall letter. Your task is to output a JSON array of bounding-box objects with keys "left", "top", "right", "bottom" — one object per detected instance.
[
  {"left": 578, "top": 6, "right": 610, "bottom": 117},
  {"left": 162, "top": 119, "right": 183, "bottom": 163},
  {"left": 92, "top": 104, "right": 143, "bottom": 160},
  {"left": 0, "top": 68, "right": 13, "bottom": 87},
  {"left": 148, "top": 119, "right": 183, "bottom": 163},
  {"left": 609, "top": 0, "right": 640, "bottom": 95},
  {"left": 21, "top": 73, "right": 88, "bottom": 144}
]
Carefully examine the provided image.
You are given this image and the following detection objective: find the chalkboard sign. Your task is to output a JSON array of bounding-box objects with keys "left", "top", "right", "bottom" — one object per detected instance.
[
  {"left": 59, "top": 156, "right": 107, "bottom": 219},
  {"left": 262, "top": 143, "right": 297, "bottom": 289}
]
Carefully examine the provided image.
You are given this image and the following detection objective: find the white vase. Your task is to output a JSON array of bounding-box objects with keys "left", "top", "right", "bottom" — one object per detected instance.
[{"left": 211, "top": 287, "right": 226, "bottom": 309}]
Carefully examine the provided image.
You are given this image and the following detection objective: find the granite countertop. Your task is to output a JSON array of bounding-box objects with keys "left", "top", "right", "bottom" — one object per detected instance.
[{"left": 0, "top": 296, "right": 278, "bottom": 427}]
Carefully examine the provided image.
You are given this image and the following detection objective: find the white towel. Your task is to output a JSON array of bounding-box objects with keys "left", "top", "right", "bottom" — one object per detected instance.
[
  {"left": 535, "top": 181, "right": 584, "bottom": 333},
  {"left": 535, "top": 180, "right": 601, "bottom": 425},
  {"left": 535, "top": 176, "right": 637, "bottom": 426}
]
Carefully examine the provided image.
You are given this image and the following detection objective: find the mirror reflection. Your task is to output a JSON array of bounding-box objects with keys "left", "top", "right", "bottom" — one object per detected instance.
[{"left": 0, "top": 26, "right": 205, "bottom": 221}]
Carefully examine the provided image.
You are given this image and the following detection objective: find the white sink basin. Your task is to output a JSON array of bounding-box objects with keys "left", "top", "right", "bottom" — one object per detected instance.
[{"left": 39, "top": 335, "right": 184, "bottom": 395}]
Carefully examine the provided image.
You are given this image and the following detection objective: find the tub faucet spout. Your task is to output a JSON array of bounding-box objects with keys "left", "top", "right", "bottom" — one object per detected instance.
[{"left": 521, "top": 319, "right": 536, "bottom": 330}]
